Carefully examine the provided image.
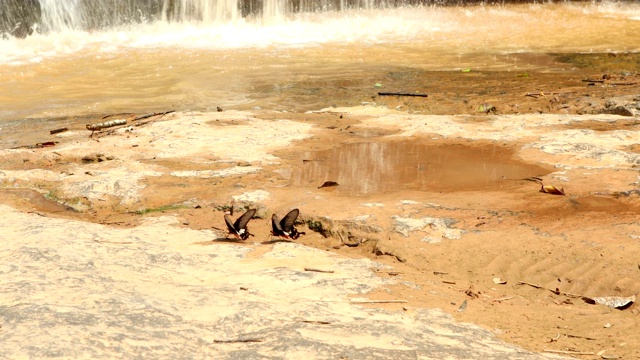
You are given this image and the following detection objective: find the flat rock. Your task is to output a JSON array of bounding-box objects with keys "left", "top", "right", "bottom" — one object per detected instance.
[{"left": 0, "top": 205, "right": 562, "bottom": 359}]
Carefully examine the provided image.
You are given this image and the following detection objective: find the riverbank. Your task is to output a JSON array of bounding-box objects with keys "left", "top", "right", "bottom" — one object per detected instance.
[{"left": 1, "top": 80, "right": 640, "bottom": 358}]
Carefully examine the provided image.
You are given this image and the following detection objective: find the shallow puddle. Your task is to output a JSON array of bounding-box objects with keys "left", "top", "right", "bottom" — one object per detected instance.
[
  {"left": 0, "top": 188, "right": 76, "bottom": 214},
  {"left": 291, "top": 140, "right": 550, "bottom": 195}
]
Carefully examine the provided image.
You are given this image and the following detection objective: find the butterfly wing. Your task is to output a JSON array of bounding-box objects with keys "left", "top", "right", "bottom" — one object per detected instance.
[
  {"left": 281, "top": 208, "right": 306, "bottom": 240},
  {"left": 280, "top": 209, "right": 299, "bottom": 232},
  {"left": 233, "top": 209, "right": 256, "bottom": 240},
  {"left": 224, "top": 214, "right": 237, "bottom": 236},
  {"left": 235, "top": 209, "right": 256, "bottom": 230},
  {"left": 271, "top": 213, "right": 284, "bottom": 236}
]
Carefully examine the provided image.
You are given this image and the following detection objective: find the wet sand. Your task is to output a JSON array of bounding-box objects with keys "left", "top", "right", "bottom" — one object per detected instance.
[{"left": 1, "top": 68, "right": 640, "bottom": 358}]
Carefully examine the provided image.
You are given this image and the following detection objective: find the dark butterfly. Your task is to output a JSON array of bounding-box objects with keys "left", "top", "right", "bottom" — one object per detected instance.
[
  {"left": 271, "top": 208, "right": 306, "bottom": 240},
  {"left": 224, "top": 209, "right": 256, "bottom": 240}
]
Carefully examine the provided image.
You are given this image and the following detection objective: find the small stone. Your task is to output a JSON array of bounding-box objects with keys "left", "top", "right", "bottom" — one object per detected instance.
[
  {"left": 458, "top": 300, "right": 468, "bottom": 312},
  {"left": 601, "top": 354, "right": 619, "bottom": 360}
]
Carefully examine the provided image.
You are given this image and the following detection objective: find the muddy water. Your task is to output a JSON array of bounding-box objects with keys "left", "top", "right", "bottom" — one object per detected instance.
[
  {"left": 0, "top": 188, "right": 77, "bottom": 214},
  {"left": 1, "top": 3, "right": 639, "bottom": 121},
  {"left": 291, "top": 140, "right": 550, "bottom": 195}
]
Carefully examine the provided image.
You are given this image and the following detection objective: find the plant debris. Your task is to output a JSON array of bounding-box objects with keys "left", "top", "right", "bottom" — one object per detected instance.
[
  {"left": 318, "top": 181, "right": 339, "bottom": 189},
  {"left": 523, "top": 177, "right": 565, "bottom": 195},
  {"left": 49, "top": 127, "right": 68, "bottom": 135},
  {"left": 540, "top": 184, "right": 565, "bottom": 195},
  {"left": 213, "top": 338, "right": 264, "bottom": 343},
  {"left": 582, "top": 294, "right": 635, "bottom": 310},
  {"left": 378, "top": 92, "right": 428, "bottom": 97},
  {"left": 304, "top": 267, "right": 334, "bottom": 273},
  {"left": 11, "top": 141, "right": 58, "bottom": 149},
  {"left": 86, "top": 119, "right": 127, "bottom": 131},
  {"left": 133, "top": 110, "right": 175, "bottom": 121},
  {"left": 349, "top": 299, "right": 408, "bottom": 304},
  {"left": 519, "top": 281, "right": 636, "bottom": 309}
]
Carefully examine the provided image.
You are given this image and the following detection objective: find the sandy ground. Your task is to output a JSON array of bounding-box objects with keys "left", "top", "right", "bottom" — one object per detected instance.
[{"left": 1, "top": 69, "right": 640, "bottom": 358}]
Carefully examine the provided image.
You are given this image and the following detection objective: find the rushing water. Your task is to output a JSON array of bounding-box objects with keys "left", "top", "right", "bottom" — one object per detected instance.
[{"left": 0, "top": 1, "right": 639, "bottom": 121}]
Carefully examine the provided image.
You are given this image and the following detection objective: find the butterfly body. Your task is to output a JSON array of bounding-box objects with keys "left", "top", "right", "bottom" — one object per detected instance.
[
  {"left": 271, "top": 209, "right": 306, "bottom": 240},
  {"left": 225, "top": 209, "right": 256, "bottom": 240}
]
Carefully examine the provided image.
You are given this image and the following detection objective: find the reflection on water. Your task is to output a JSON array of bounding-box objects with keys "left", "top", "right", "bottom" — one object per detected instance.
[
  {"left": 291, "top": 140, "right": 550, "bottom": 195},
  {"left": 0, "top": 3, "right": 639, "bottom": 120}
]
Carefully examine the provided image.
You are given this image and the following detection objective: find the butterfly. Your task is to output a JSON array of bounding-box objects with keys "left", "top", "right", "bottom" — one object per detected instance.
[
  {"left": 224, "top": 209, "right": 256, "bottom": 240},
  {"left": 271, "top": 208, "right": 306, "bottom": 240}
]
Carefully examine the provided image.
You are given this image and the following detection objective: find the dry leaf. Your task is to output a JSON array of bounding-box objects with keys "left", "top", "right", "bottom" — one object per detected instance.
[
  {"left": 492, "top": 277, "right": 507, "bottom": 284},
  {"left": 458, "top": 299, "right": 468, "bottom": 312},
  {"left": 540, "top": 185, "right": 565, "bottom": 195},
  {"left": 582, "top": 294, "right": 635, "bottom": 309},
  {"left": 465, "top": 285, "right": 480, "bottom": 298},
  {"left": 318, "top": 181, "right": 339, "bottom": 189}
]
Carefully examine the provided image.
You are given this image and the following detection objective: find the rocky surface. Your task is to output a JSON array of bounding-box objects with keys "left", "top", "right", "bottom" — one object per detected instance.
[
  {"left": 1, "top": 107, "right": 639, "bottom": 359},
  {"left": 0, "top": 205, "right": 563, "bottom": 359}
]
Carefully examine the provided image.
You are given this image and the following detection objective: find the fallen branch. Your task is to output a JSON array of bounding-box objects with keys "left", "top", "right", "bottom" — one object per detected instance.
[
  {"left": 492, "top": 296, "right": 515, "bottom": 302},
  {"left": 443, "top": 280, "right": 456, "bottom": 285},
  {"left": 86, "top": 119, "right": 127, "bottom": 131},
  {"left": 378, "top": 92, "right": 428, "bottom": 97},
  {"left": 581, "top": 79, "right": 605, "bottom": 83},
  {"left": 304, "top": 267, "right": 334, "bottom": 273}
]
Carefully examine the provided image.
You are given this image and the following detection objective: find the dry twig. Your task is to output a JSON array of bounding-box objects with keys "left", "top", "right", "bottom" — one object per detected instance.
[
  {"left": 304, "top": 267, "right": 335, "bottom": 273},
  {"left": 350, "top": 299, "right": 408, "bottom": 304},
  {"left": 518, "top": 281, "right": 583, "bottom": 298},
  {"left": 213, "top": 338, "right": 264, "bottom": 343},
  {"left": 563, "top": 333, "right": 597, "bottom": 341},
  {"left": 378, "top": 92, "right": 428, "bottom": 97},
  {"left": 543, "top": 349, "right": 594, "bottom": 355},
  {"left": 49, "top": 127, "right": 68, "bottom": 135},
  {"left": 492, "top": 296, "right": 515, "bottom": 302}
]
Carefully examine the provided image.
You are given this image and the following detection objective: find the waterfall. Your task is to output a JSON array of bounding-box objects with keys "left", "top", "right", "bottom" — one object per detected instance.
[
  {"left": 1, "top": 0, "right": 474, "bottom": 37},
  {"left": 39, "top": 0, "right": 83, "bottom": 31},
  {"left": 161, "top": 0, "right": 239, "bottom": 23}
]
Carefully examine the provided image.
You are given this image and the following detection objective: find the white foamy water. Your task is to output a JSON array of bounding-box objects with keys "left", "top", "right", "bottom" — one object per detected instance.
[
  {"left": 0, "top": 2, "right": 639, "bottom": 120},
  {"left": 2, "top": 3, "right": 639, "bottom": 65},
  {"left": 1, "top": 9, "right": 434, "bottom": 65}
]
